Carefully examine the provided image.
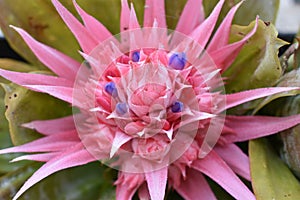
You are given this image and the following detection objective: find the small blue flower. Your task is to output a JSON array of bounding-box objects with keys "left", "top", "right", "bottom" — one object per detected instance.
[
  {"left": 116, "top": 103, "right": 128, "bottom": 115},
  {"left": 132, "top": 51, "right": 140, "bottom": 62},
  {"left": 169, "top": 52, "right": 187, "bottom": 70},
  {"left": 104, "top": 82, "right": 118, "bottom": 97},
  {"left": 171, "top": 101, "right": 184, "bottom": 113}
]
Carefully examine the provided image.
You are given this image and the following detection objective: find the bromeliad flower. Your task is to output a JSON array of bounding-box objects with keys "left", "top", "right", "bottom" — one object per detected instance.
[{"left": 1, "top": 0, "right": 300, "bottom": 199}]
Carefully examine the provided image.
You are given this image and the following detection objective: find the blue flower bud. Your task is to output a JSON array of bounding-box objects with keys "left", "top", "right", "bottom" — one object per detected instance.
[
  {"left": 132, "top": 51, "right": 140, "bottom": 62},
  {"left": 171, "top": 101, "right": 184, "bottom": 113},
  {"left": 116, "top": 103, "right": 128, "bottom": 115},
  {"left": 169, "top": 52, "right": 187, "bottom": 70},
  {"left": 104, "top": 82, "right": 118, "bottom": 97}
]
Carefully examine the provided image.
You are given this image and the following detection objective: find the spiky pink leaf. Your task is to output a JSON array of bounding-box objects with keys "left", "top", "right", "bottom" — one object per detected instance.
[
  {"left": 174, "top": 168, "right": 217, "bottom": 200},
  {"left": 12, "top": 143, "right": 96, "bottom": 200},
  {"left": 175, "top": 0, "right": 204, "bottom": 35},
  {"left": 0, "top": 131, "right": 79, "bottom": 154},
  {"left": 116, "top": 182, "right": 139, "bottom": 200},
  {"left": 11, "top": 152, "right": 59, "bottom": 162},
  {"left": 224, "top": 114, "right": 300, "bottom": 143},
  {"left": 189, "top": 0, "right": 225, "bottom": 48},
  {"left": 145, "top": 167, "right": 168, "bottom": 200},
  {"left": 129, "top": 4, "right": 140, "bottom": 30},
  {"left": 214, "top": 144, "right": 250, "bottom": 180},
  {"left": 11, "top": 26, "right": 80, "bottom": 80},
  {"left": 144, "top": 0, "right": 166, "bottom": 28},
  {"left": 73, "top": 0, "right": 112, "bottom": 43},
  {"left": 23, "top": 84, "right": 74, "bottom": 105},
  {"left": 210, "top": 17, "right": 259, "bottom": 72},
  {"left": 110, "top": 131, "right": 132, "bottom": 158},
  {"left": 0, "top": 68, "right": 73, "bottom": 87},
  {"left": 207, "top": 1, "right": 243, "bottom": 52},
  {"left": 51, "top": 0, "right": 98, "bottom": 53},
  {"left": 22, "top": 115, "right": 76, "bottom": 135},
  {"left": 193, "top": 151, "right": 255, "bottom": 200},
  {"left": 138, "top": 184, "right": 150, "bottom": 200},
  {"left": 223, "top": 87, "right": 299, "bottom": 112},
  {"left": 120, "top": 0, "right": 131, "bottom": 32}
]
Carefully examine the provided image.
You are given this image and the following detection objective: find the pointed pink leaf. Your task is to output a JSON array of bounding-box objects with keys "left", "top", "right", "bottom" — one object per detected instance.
[
  {"left": 73, "top": 0, "right": 113, "bottom": 43},
  {"left": 175, "top": 0, "right": 204, "bottom": 35},
  {"left": 23, "top": 84, "right": 74, "bottom": 104},
  {"left": 214, "top": 144, "right": 250, "bottom": 180},
  {"left": 22, "top": 115, "right": 76, "bottom": 135},
  {"left": 189, "top": 0, "right": 225, "bottom": 48},
  {"left": 174, "top": 168, "right": 217, "bottom": 200},
  {"left": 193, "top": 151, "right": 255, "bottom": 200},
  {"left": 116, "top": 182, "right": 139, "bottom": 200},
  {"left": 224, "top": 114, "right": 300, "bottom": 143},
  {"left": 145, "top": 167, "right": 168, "bottom": 200},
  {"left": 11, "top": 152, "right": 59, "bottom": 162},
  {"left": 144, "top": 0, "right": 166, "bottom": 28},
  {"left": 12, "top": 144, "right": 96, "bottom": 200},
  {"left": 210, "top": 17, "right": 259, "bottom": 72},
  {"left": 223, "top": 87, "right": 299, "bottom": 111},
  {"left": 110, "top": 131, "right": 132, "bottom": 158},
  {"left": 129, "top": 4, "right": 140, "bottom": 30},
  {"left": 51, "top": 0, "right": 98, "bottom": 53},
  {"left": 138, "top": 183, "right": 150, "bottom": 200},
  {"left": 0, "top": 68, "right": 73, "bottom": 87},
  {"left": 0, "top": 131, "right": 79, "bottom": 154},
  {"left": 11, "top": 26, "right": 80, "bottom": 80},
  {"left": 120, "top": 0, "right": 130, "bottom": 32},
  {"left": 207, "top": 1, "right": 243, "bottom": 52}
]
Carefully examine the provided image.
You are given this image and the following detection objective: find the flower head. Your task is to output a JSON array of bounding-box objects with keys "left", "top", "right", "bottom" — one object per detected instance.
[{"left": 1, "top": 0, "right": 300, "bottom": 200}]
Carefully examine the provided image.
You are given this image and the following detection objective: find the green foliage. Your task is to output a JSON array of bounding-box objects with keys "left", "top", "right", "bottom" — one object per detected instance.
[
  {"left": 1, "top": 83, "right": 71, "bottom": 145},
  {"left": 203, "top": 0, "right": 279, "bottom": 26},
  {"left": 224, "top": 19, "right": 286, "bottom": 93},
  {"left": 250, "top": 139, "right": 300, "bottom": 200}
]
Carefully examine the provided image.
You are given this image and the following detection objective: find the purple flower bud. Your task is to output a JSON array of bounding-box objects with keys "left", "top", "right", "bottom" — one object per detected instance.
[
  {"left": 169, "top": 52, "right": 186, "bottom": 70},
  {"left": 105, "top": 82, "right": 118, "bottom": 97},
  {"left": 171, "top": 101, "right": 184, "bottom": 113}
]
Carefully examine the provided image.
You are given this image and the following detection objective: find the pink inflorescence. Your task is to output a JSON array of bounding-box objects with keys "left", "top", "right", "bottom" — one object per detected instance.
[{"left": 0, "top": 0, "right": 300, "bottom": 200}]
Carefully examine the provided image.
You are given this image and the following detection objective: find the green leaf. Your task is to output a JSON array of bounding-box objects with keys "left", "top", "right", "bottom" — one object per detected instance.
[
  {"left": 224, "top": 19, "right": 287, "bottom": 93},
  {"left": 1, "top": 83, "right": 71, "bottom": 145},
  {"left": 281, "top": 120, "right": 300, "bottom": 179},
  {"left": 250, "top": 139, "right": 300, "bottom": 200},
  {"left": 203, "top": 0, "right": 279, "bottom": 26},
  {"left": 234, "top": 0, "right": 279, "bottom": 26},
  {"left": 0, "top": 163, "right": 41, "bottom": 199},
  {"left": 18, "top": 162, "right": 115, "bottom": 200},
  {"left": 0, "top": 0, "right": 82, "bottom": 67},
  {"left": 0, "top": 86, "right": 32, "bottom": 175}
]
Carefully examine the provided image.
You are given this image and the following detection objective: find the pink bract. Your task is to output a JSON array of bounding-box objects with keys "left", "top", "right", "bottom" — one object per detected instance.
[{"left": 0, "top": 0, "right": 300, "bottom": 200}]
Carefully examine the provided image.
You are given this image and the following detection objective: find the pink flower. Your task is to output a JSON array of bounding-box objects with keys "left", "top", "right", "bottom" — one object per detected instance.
[{"left": 1, "top": 0, "right": 300, "bottom": 200}]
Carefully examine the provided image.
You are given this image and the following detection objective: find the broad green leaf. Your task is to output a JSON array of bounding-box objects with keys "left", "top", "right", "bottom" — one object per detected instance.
[
  {"left": 281, "top": 119, "right": 300, "bottom": 178},
  {"left": 0, "top": 86, "right": 31, "bottom": 174},
  {"left": 0, "top": 163, "right": 41, "bottom": 199},
  {"left": 278, "top": 94, "right": 300, "bottom": 179},
  {"left": 165, "top": 0, "right": 187, "bottom": 30},
  {"left": 17, "top": 162, "right": 115, "bottom": 200},
  {"left": 250, "top": 139, "right": 300, "bottom": 200},
  {"left": 1, "top": 83, "right": 71, "bottom": 145},
  {"left": 234, "top": 0, "right": 279, "bottom": 26},
  {"left": 0, "top": 0, "right": 82, "bottom": 67},
  {"left": 203, "top": 0, "right": 279, "bottom": 26},
  {"left": 224, "top": 19, "right": 287, "bottom": 93},
  {"left": 253, "top": 68, "right": 300, "bottom": 114}
]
